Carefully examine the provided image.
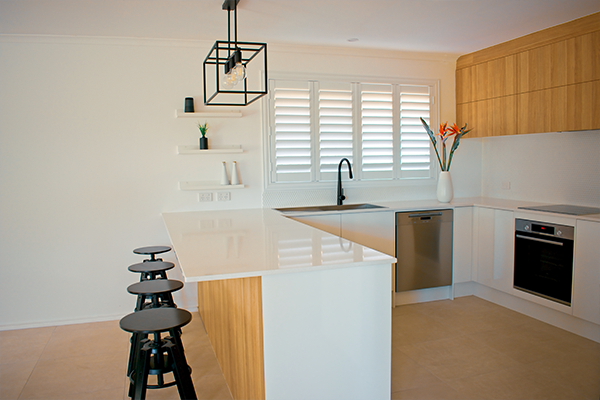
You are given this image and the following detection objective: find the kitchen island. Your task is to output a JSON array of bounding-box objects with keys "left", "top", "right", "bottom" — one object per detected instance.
[{"left": 162, "top": 208, "right": 396, "bottom": 400}]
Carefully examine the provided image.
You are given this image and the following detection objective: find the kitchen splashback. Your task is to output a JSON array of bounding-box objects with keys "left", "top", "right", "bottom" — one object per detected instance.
[{"left": 481, "top": 130, "right": 600, "bottom": 207}]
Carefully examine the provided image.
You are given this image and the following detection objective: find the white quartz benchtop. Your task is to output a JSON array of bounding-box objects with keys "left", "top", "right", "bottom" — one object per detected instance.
[
  {"left": 278, "top": 197, "right": 600, "bottom": 223},
  {"left": 162, "top": 208, "right": 396, "bottom": 282}
]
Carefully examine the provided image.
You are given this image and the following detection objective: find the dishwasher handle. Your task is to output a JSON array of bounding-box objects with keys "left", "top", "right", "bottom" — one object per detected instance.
[{"left": 407, "top": 212, "right": 443, "bottom": 219}]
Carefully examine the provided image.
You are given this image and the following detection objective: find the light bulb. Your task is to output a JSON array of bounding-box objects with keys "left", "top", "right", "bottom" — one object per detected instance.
[
  {"left": 231, "top": 71, "right": 240, "bottom": 85},
  {"left": 234, "top": 63, "right": 246, "bottom": 81},
  {"left": 221, "top": 73, "right": 234, "bottom": 89}
]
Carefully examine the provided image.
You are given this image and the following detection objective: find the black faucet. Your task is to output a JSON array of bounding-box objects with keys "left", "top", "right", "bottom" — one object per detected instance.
[{"left": 337, "top": 158, "right": 353, "bottom": 206}]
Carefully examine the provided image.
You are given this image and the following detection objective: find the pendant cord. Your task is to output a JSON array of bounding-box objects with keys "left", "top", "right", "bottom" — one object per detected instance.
[
  {"left": 234, "top": 2, "right": 238, "bottom": 49},
  {"left": 227, "top": 7, "right": 231, "bottom": 57}
]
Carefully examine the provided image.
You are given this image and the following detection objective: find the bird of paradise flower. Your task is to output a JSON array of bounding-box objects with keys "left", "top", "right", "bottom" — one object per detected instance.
[{"left": 420, "top": 117, "right": 471, "bottom": 172}]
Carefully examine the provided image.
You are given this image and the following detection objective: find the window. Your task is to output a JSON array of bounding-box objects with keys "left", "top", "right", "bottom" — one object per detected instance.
[{"left": 267, "top": 77, "right": 437, "bottom": 185}]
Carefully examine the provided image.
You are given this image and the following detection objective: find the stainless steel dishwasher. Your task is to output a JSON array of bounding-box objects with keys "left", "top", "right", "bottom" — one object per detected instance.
[{"left": 395, "top": 209, "right": 453, "bottom": 292}]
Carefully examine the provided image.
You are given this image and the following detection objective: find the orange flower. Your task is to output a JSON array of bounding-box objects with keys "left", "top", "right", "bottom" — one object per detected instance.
[
  {"left": 447, "top": 123, "right": 460, "bottom": 137},
  {"left": 438, "top": 122, "right": 448, "bottom": 139}
]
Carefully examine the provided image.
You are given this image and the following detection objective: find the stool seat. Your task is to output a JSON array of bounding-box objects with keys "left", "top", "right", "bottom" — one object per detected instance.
[
  {"left": 127, "top": 279, "right": 184, "bottom": 296},
  {"left": 128, "top": 261, "right": 174, "bottom": 281},
  {"left": 133, "top": 246, "right": 172, "bottom": 261},
  {"left": 120, "top": 308, "right": 196, "bottom": 400},
  {"left": 120, "top": 307, "right": 191, "bottom": 334},
  {"left": 127, "top": 279, "right": 184, "bottom": 311}
]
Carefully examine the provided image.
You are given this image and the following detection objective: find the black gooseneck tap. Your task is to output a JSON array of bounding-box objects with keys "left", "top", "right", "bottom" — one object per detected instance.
[{"left": 337, "top": 158, "right": 353, "bottom": 206}]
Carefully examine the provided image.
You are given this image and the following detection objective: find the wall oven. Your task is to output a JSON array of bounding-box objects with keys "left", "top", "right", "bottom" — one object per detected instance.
[{"left": 513, "top": 219, "right": 574, "bottom": 306}]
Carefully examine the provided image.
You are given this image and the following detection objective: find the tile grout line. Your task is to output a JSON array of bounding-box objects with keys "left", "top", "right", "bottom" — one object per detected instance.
[{"left": 16, "top": 326, "right": 56, "bottom": 400}]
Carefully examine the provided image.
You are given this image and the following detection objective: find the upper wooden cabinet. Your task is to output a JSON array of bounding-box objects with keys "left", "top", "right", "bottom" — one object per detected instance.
[{"left": 456, "top": 12, "right": 600, "bottom": 137}]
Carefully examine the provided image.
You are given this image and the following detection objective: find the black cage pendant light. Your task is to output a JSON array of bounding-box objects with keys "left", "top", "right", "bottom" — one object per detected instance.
[{"left": 203, "top": 0, "right": 268, "bottom": 106}]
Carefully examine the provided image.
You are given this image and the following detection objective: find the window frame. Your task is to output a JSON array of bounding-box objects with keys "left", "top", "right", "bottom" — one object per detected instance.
[{"left": 263, "top": 72, "right": 440, "bottom": 190}]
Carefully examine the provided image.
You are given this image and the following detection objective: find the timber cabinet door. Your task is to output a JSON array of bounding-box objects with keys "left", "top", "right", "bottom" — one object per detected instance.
[{"left": 456, "top": 12, "right": 599, "bottom": 137}]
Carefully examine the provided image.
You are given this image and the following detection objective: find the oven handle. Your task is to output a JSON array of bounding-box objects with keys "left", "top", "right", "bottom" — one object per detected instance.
[{"left": 515, "top": 234, "right": 563, "bottom": 246}]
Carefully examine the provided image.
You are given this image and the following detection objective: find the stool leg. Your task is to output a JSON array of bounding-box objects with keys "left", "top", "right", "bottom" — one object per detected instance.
[
  {"left": 159, "top": 292, "right": 176, "bottom": 308},
  {"left": 127, "top": 332, "right": 144, "bottom": 378},
  {"left": 131, "top": 340, "right": 152, "bottom": 400},
  {"left": 148, "top": 294, "right": 159, "bottom": 309},
  {"left": 164, "top": 338, "right": 197, "bottom": 400},
  {"left": 134, "top": 295, "right": 145, "bottom": 312}
]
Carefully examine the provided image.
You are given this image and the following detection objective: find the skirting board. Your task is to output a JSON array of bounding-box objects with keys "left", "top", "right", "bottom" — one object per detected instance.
[
  {"left": 394, "top": 282, "right": 599, "bottom": 344},
  {"left": 394, "top": 285, "right": 454, "bottom": 305},
  {"left": 0, "top": 307, "right": 200, "bottom": 331},
  {"left": 471, "top": 283, "right": 600, "bottom": 344}
]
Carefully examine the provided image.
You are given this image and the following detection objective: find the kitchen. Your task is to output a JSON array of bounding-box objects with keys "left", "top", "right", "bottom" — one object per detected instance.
[{"left": 1, "top": 1, "right": 599, "bottom": 399}]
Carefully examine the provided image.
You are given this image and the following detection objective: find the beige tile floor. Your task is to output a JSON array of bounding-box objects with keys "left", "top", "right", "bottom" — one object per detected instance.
[
  {"left": 391, "top": 296, "right": 600, "bottom": 400},
  {"left": 1, "top": 296, "right": 599, "bottom": 400}
]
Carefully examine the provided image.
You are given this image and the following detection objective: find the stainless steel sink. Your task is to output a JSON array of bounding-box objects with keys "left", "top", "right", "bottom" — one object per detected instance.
[{"left": 275, "top": 203, "right": 386, "bottom": 213}]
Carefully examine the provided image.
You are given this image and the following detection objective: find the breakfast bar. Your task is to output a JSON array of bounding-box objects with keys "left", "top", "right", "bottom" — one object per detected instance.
[{"left": 162, "top": 208, "right": 396, "bottom": 400}]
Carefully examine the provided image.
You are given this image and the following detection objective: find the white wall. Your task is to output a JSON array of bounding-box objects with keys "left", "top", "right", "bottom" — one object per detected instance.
[
  {"left": 479, "top": 130, "right": 600, "bottom": 207},
  {"left": 0, "top": 35, "right": 459, "bottom": 328}
]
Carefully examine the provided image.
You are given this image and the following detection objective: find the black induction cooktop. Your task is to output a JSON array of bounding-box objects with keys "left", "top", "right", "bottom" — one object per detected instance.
[{"left": 518, "top": 204, "right": 600, "bottom": 215}]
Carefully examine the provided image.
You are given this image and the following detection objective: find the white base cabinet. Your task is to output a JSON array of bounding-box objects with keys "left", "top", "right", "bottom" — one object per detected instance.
[
  {"left": 340, "top": 211, "right": 395, "bottom": 256},
  {"left": 573, "top": 220, "right": 600, "bottom": 325},
  {"left": 452, "top": 207, "right": 473, "bottom": 284},
  {"left": 473, "top": 207, "right": 514, "bottom": 294},
  {"left": 289, "top": 211, "right": 396, "bottom": 256}
]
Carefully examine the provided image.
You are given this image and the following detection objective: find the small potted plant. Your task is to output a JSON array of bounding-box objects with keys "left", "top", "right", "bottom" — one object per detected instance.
[{"left": 197, "top": 121, "right": 209, "bottom": 150}]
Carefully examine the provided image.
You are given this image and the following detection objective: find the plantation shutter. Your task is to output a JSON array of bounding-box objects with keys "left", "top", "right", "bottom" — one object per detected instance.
[
  {"left": 270, "top": 80, "right": 313, "bottom": 183},
  {"left": 399, "top": 85, "right": 432, "bottom": 178},
  {"left": 267, "top": 78, "right": 437, "bottom": 186},
  {"left": 360, "top": 84, "right": 394, "bottom": 180},
  {"left": 318, "top": 81, "right": 354, "bottom": 181}
]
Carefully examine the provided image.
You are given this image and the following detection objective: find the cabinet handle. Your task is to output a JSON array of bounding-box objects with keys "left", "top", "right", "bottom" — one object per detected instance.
[{"left": 515, "top": 234, "right": 563, "bottom": 246}]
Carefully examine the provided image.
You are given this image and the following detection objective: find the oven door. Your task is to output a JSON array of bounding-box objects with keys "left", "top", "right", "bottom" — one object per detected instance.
[{"left": 513, "top": 230, "right": 574, "bottom": 305}]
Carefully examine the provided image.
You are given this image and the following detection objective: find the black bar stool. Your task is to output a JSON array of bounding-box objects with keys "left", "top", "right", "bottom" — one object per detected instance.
[
  {"left": 128, "top": 261, "right": 174, "bottom": 281},
  {"left": 125, "top": 279, "right": 183, "bottom": 380},
  {"left": 133, "top": 246, "right": 172, "bottom": 262},
  {"left": 120, "top": 308, "right": 197, "bottom": 400},
  {"left": 127, "top": 279, "right": 184, "bottom": 312}
]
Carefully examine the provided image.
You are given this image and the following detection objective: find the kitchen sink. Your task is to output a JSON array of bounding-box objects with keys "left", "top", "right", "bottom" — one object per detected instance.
[{"left": 275, "top": 203, "right": 386, "bottom": 213}]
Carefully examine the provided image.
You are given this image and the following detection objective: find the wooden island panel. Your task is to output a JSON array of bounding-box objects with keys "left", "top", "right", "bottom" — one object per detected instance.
[{"left": 197, "top": 277, "right": 265, "bottom": 400}]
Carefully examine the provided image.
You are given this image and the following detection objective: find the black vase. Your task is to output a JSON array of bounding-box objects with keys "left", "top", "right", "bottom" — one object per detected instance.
[
  {"left": 199, "top": 137, "right": 208, "bottom": 150},
  {"left": 184, "top": 97, "right": 194, "bottom": 113}
]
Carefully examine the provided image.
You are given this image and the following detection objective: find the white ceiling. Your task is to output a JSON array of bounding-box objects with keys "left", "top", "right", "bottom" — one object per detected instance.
[{"left": 1, "top": 0, "right": 599, "bottom": 55}]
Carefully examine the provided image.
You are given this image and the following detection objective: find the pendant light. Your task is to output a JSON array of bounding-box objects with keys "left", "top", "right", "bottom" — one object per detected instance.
[{"left": 203, "top": 0, "right": 268, "bottom": 106}]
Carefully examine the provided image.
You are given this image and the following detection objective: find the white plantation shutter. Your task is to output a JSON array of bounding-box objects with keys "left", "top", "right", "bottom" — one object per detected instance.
[
  {"left": 267, "top": 78, "right": 436, "bottom": 185},
  {"left": 399, "top": 85, "right": 432, "bottom": 179},
  {"left": 270, "top": 80, "right": 313, "bottom": 182},
  {"left": 360, "top": 84, "right": 394, "bottom": 180},
  {"left": 318, "top": 82, "right": 354, "bottom": 181}
]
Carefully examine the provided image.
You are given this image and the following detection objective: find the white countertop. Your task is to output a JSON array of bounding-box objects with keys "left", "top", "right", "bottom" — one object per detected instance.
[
  {"left": 162, "top": 208, "right": 396, "bottom": 282},
  {"left": 162, "top": 197, "right": 599, "bottom": 282},
  {"left": 277, "top": 197, "right": 600, "bottom": 222}
]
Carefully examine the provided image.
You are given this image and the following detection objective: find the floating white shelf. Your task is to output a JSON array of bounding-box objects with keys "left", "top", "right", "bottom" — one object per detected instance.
[
  {"left": 176, "top": 110, "right": 242, "bottom": 118},
  {"left": 179, "top": 181, "right": 245, "bottom": 191},
  {"left": 177, "top": 145, "right": 243, "bottom": 155}
]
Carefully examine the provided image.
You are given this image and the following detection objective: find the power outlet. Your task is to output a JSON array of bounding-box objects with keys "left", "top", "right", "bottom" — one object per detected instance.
[
  {"left": 217, "top": 192, "right": 231, "bottom": 201},
  {"left": 502, "top": 181, "right": 511, "bottom": 190},
  {"left": 198, "top": 193, "right": 213, "bottom": 202}
]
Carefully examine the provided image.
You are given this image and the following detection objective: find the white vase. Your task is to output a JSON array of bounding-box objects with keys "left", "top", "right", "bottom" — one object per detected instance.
[
  {"left": 231, "top": 161, "right": 240, "bottom": 185},
  {"left": 437, "top": 171, "right": 453, "bottom": 203},
  {"left": 220, "top": 161, "right": 230, "bottom": 185}
]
